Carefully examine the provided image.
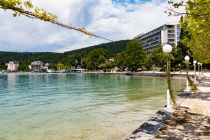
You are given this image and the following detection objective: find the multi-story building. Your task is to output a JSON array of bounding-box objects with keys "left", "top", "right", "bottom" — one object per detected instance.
[
  {"left": 29, "top": 61, "right": 44, "bottom": 72},
  {"left": 7, "top": 61, "right": 19, "bottom": 72},
  {"left": 136, "top": 23, "right": 180, "bottom": 54}
]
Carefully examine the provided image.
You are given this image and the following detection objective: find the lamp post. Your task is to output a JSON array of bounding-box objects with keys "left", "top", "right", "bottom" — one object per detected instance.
[
  {"left": 178, "top": 64, "right": 181, "bottom": 74},
  {"left": 184, "top": 56, "right": 190, "bottom": 92},
  {"left": 200, "top": 63, "right": 203, "bottom": 75},
  {"left": 198, "top": 62, "right": 201, "bottom": 76},
  {"left": 162, "top": 44, "right": 176, "bottom": 109},
  {"left": 193, "top": 60, "right": 197, "bottom": 83},
  {"left": 153, "top": 64, "right": 155, "bottom": 74}
]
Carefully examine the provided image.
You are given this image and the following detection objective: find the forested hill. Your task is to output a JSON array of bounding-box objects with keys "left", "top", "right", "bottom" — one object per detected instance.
[
  {"left": 0, "top": 40, "right": 129, "bottom": 63},
  {"left": 0, "top": 52, "right": 64, "bottom": 63},
  {"left": 64, "top": 40, "right": 129, "bottom": 57}
]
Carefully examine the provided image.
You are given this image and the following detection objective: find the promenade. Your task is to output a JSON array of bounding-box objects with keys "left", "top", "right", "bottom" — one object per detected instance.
[{"left": 126, "top": 73, "right": 210, "bottom": 140}]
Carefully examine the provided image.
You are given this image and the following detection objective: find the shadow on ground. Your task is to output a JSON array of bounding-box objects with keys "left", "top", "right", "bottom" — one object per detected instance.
[{"left": 154, "top": 107, "right": 210, "bottom": 140}]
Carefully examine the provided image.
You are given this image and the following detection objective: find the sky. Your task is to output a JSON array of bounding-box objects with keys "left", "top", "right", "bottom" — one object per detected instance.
[{"left": 0, "top": 0, "right": 180, "bottom": 52}]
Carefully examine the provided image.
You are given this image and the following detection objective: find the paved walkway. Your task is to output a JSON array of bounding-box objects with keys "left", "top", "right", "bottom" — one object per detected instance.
[
  {"left": 153, "top": 75, "right": 210, "bottom": 140},
  {"left": 180, "top": 76, "right": 210, "bottom": 116},
  {"left": 126, "top": 73, "right": 210, "bottom": 140}
]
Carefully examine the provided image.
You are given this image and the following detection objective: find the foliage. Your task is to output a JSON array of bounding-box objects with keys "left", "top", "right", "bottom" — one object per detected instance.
[
  {"left": 147, "top": 34, "right": 190, "bottom": 71},
  {"left": 83, "top": 48, "right": 110, "bottom": 70},
  {"left": 0, "top": 0, "right": 57, "bottom": 21},
  {"left": 60, "top": 55, "right": 77, "bottom": 69},
  {"left": 0, "top": 0, "right": 112, "bottom": 40},
  {"left": 99, "top": 60, "right": 115, "bottom": 71},
  {"left": 0, "top": 52, "right": 63, "bottom": 63},
  {"left": 48, "top": 63, "right": 57, "bottom": 70},
  {"left": 171, "top": 26, "right": 190, "bottom": 69},
  {"left": 148, "top": 47, "right": 165, "bottom": 67},
  {"left": 0, "top": 40, "right": 128, "bottom": 71},
  {"left": 0, "top": 62, "right": 7, "bottom": 70},
  {"left": 144, "top": 56, "right": 153, "bottom": 70},
  {"left": 18, "top": 61, "right": 30, "bottom": 71},
  {"left": 146, "top": 46, "right": 174, "bottom": 71},
  {"left": 124, "top": 39, "right": 147, "bottom": 72},
  {"left": 167, "top": 0, "right": 210, "bottom": 64},
  {"left": 114, "top": 52, "right": 126, "bottom": 71},
  {"left": 64, "top": 40, "right": 129, "bottom": 57},
  {"left": 56, "top": 63, "right": 65, "bottom": 70},
  {"left": 184, "top": 61, "right": 197, "bottom": 91}
]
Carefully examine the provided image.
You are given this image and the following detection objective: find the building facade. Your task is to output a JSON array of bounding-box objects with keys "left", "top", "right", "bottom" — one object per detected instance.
[
  {"left": 136, "top": 23, "right": 180, "bottom": 54},
  {"left": 7, "top": 61, "right": 19, "bottom": 72},
  {"left": 29, "top": 61, "right": 44, "bottom": 72}
]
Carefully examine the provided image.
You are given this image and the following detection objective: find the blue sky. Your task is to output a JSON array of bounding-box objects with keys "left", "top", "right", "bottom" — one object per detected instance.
[
  {"left": 112, "top": 0, "right": 140, "bottom": 4},
  {"left": 112, "top": 0, "right": 150, "bottom": 4},
  {"left": 0, "top": 0, "right": 179, "bottom": 52}
]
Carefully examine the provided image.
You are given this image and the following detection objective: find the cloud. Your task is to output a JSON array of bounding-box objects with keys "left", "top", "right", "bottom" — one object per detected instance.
[{"left": 0, "top": 0, "right": 180, "bottom": 52}]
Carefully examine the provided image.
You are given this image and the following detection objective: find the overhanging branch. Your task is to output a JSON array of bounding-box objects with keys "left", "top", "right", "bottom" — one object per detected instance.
[{"left": 0, "top": 6, "right": 113, "bottom": 42}]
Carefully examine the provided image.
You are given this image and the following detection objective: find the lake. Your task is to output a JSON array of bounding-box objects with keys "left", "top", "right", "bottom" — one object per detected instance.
[{"left": 0, "top": 73, "right": 185, "bottom": 140}]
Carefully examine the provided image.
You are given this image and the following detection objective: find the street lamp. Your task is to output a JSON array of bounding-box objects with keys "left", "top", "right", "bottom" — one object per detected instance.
[
  {"left": 200, "top": 63, "right": 203, "bottom": 75},
  {"left": 178, "top": 64, "right": 181, "bottom": 74},
  {"left": 162, "top": 44, "right": 176, "bottom": 109},
  {"left": 184, "top": 56, "right": 190, "bottom": 92},
  {"left": 153, "top": 64, "right": 155, "bottom": 74},
  {"left": 193, "top": 60, "right": 197, "bottom": 83},
  {"left": 197, "top": 62, "right": 201, "bottom": 76}
]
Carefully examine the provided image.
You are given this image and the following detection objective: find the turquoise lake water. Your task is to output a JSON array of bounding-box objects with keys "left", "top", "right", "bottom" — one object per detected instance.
[{"left": 0, "top": 73, "right": 185, "bottom": 140}]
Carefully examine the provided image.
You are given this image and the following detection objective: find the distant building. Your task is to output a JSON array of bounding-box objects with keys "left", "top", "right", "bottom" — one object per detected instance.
[
  {"left": 7, "top": 61, "right": 19, "bottom": 72},
  {"left": 109, "top": 57, "right": 115, "bottom": 62},
  {"left": 29, "top": 61, "right": 44, "bottom": 72},
  {"left": 135, "top": 23, "right": 180, "bottom": 54},
  {"left": 43, "top": 63, "right": 49, "bottom": 71}
]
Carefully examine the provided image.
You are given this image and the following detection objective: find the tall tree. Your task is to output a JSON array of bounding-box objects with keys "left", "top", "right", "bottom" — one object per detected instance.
[
  {"left": 99, "top": 60, "right": 115, "bottom": 72},
  {"left": 0, "top": 62, "right": 7, "bottom": 70},
  {"left": 84, "top": 48, "right": 110, "bottom": 70},
  {"left": 56, "top": 63, "right": 65, "bottom": 70},
  {"left": 171, "top": 25, "right": 191, "bottom": 68},
  {"left": 148, "top": 47, "right": 165, "bottom": 67},
  {"left": 115, "top": 52, "right": 126, "bottom": 71},
  {"left": 60, "top": 55, "right": 77, "bottom": 69},
  {"left": 167, "top": 0, "right": 210, "bottom": 64},
  {"left": 124, "top": 39, "right": 147, "bottom": 72}
]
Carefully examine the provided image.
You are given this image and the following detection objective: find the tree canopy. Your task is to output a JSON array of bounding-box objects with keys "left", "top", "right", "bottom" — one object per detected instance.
[
  {"left": 124, "top": 39, "right": 147, "bottom": 71},
  {"left": 83, "top": 48, "right": 110, "bottom": 70},
  {"left": 148, "top": 47, "right": 165, "bottom": 67},
  {"left": 180, "top": 0, "right": 210, "bottom": 64},
  {"left": 114, "top": 52, "right": 126, "bottom": 71},
  {"left": 167, "top": 0, "right": 210, "bottom": 64}
]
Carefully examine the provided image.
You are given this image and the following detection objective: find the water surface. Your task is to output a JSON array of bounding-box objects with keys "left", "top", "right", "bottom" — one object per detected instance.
[{"left": 0, "top": 73, "right": 185, "bottom": 140}]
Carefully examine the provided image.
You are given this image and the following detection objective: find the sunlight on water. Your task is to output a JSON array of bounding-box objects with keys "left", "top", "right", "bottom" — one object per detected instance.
[{"left": 0, "top": 73, "right": 185, "bottom": 140}]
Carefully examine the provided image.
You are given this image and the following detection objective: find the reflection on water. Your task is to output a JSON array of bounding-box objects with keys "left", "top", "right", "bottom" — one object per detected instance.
[{"left": 0, "top": 73, "right": 185, "bottom": 140}]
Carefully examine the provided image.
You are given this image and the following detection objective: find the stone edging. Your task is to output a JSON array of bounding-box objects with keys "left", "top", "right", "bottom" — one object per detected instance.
[{"left": 126, "top": 109, "right": 172, "bottom": 140}]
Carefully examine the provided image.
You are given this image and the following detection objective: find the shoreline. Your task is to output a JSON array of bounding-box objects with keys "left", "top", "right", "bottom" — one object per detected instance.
[
  {"left": 1, "top": 71, "right": 209, "bottom": 139},
  {"left": 126, "top": 75, "right": 210, "bottom": 140},
  {"left": 0, "top": 71, "right": 200, "bottom": 78}
]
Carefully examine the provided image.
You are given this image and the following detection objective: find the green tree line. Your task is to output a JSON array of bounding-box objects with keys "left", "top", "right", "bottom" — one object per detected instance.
[{"left": 1, "top": 29, "right": 209, "bottom": 71}]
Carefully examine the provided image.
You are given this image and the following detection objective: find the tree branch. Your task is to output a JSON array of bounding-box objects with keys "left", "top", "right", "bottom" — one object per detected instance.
[{"left": 0, "top": 5, "right": 113, "bottom": 42}]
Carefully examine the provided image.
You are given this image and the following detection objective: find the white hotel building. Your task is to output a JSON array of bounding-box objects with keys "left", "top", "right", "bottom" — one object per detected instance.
[{"left": 136, "top": 23, "right": 180, "bottom": 54}]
